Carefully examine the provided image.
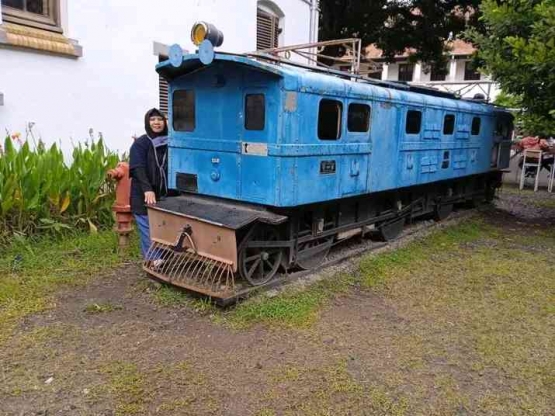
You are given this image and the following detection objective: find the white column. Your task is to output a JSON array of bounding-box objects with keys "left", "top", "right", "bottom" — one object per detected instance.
[
  {"left": 447, "top": 57, "right": 457, "bottom": 82},
  {"left": 381, "top": 64, "right": 389, "bottom": 81},
  {"left": 414, "top": 63, "right": 423, "bottom": 82}
]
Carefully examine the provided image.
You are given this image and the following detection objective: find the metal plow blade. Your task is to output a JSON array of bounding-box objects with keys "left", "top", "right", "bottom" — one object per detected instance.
[
  {"left": 143, "top": 241, "right": 236, "bottom": 297},
  {"left": 144, "top": 206, "right": 240, "bottom": 299}
]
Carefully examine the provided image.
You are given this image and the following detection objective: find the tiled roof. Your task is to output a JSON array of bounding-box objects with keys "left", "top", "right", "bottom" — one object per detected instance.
[{"left": 364, "top": 39, "right": 475, "bottom": 60}]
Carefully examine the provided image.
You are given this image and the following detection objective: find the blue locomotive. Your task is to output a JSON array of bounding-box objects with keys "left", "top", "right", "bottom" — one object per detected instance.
[{"left": 144, "top": 24, "right": 513, "bottom": 299}]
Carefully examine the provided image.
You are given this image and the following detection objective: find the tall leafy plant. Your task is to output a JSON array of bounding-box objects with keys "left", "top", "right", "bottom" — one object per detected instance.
[{"left": 0, "top": 135, "right": 120, "bottom": 243}]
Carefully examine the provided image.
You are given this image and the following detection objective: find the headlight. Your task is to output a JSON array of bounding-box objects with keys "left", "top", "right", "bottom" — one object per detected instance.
[{"left": 191, "top": 22, "right": 224, "bottom": 47}]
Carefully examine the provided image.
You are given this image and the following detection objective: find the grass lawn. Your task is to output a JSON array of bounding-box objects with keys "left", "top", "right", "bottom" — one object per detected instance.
[
  {"left": 0, "top": 195, "right": 554, "bottom": 415},
  {"left": 0, "top": 231, "right": 140, "bottom": 345}
]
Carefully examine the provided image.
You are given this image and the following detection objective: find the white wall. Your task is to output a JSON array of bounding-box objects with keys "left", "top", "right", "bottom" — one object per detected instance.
[
  {"left": 380, "top": 58, "right": 500, "bottom": 102},
  {"left": 454, "top": 59, "right": 467, "bottom": 81},
  {"left": 384, "top": 63, "right": 399, "bottom": 81},
  {"left": 0, "top": 0, "right": 313, "bottom": 153}
]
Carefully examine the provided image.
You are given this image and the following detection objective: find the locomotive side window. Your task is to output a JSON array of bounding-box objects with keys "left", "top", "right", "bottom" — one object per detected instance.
[
  {"left": 348, "top": 103, "right": 371, "bottom": 133},
  {"left": 245, "top": 94, "right": 266, "bottom": 130},
  {"left": 173, "top": 90, "right": 196, "bottom": 132},
  {"left": 318, "top": 99, "right": 343, "bottom": 140},
  {"left": 443, "top": 114, "right": 455, "bottom": 135},
  {"left": 406, "top": 110, "right": 422, "bottom": 134},
  {"left": 471, "top": 117, "right": 481, "bottom": 135}
]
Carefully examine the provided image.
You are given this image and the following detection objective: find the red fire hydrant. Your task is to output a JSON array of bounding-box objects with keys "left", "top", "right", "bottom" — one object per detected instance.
[{"left": 107, "top": 162, "right": 133, "bottom": 247}]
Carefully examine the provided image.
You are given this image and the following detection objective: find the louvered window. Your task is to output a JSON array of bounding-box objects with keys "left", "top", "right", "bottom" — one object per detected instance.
[
  {"left": 464, "top": 61, "right": 481, "bottom": 81},
  {"left": 159, "top": 76, "right": 169, "bottom": 115},
  {"left": 398, "top": 63, "right": 414, "bottom": 82},
  {"left": 257, "top": 10, "right": 279, "bottom": 50},
  {"left": 158, "top": 56, "right": 169, "bottom": 115}
]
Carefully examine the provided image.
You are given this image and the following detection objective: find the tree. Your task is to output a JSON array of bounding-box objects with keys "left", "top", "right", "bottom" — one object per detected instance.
[
  {"left": 318, "top": 0, "right": 388, "bottom": 59},
  {"left": 319, "top": 0, "right": 481, "bottom": 68},
  {"left": 469, "top": 1, "right": 555, "bottom": 134},
  {"left": 319, "top": 0, "right": 388, "bottom": 47},
  {"left": 378, "top": 0, "right": 481, "bottom": 65}
]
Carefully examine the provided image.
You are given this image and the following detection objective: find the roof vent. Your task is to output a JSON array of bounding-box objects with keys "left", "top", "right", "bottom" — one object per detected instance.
[{"left": 472, "top": 93, "right": 486, "bottom": 101}]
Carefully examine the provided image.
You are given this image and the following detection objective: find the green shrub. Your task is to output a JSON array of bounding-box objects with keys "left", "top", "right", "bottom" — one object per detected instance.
[{"left": 0, "top": 134, "right": 120, "bottom": 243}]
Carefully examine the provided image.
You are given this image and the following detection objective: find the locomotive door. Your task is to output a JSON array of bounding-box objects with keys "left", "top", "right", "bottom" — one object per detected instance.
[
  {"left": 368, "top": 102, "right": 399, "bottom": 192},
  {"left": 239, "top": 88, "right": 274, "bottom": 201},
  {"left": 340, "top": 101, "right": 371, "bottom": 196}
]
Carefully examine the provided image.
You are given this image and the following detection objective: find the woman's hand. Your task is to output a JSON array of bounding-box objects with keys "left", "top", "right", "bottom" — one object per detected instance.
[{"left": 144, "top": 191, "right": 156, "bottom": 205}]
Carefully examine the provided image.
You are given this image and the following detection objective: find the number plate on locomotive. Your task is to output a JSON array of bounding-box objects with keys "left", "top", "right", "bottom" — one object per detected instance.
[{"left": 320, "top": 160, "right": 336, "bottom": 174}]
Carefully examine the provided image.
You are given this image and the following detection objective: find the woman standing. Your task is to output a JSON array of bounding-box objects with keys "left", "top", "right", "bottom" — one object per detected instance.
[{"left": 129, "top": 108, "right": 169, "bottom": 260}]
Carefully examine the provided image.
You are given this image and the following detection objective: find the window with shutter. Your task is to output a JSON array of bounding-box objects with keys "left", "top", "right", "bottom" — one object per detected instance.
[
  {"left": 398, "top": 63, "right": 415, "bottom": 82},
  {"left": 158, "top": 56, "right": 169, "bottom": 115},
  {"left": 2, "top": 0, "right": 61, "bottom": 32},
  {"left": 159, "top": 77, "right": 169, "bottom": 115},
  {"left": 257, "top": 10, "right": 279, "bottom": 50},
  {"left": 464, "top": 61, "right": 481, "bottom": 81}
]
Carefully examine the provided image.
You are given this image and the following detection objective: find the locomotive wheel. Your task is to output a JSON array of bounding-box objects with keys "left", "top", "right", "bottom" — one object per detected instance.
[
  {"left": 295, "top": 237, "right": 334, "bottom": 270},
  {"left": 433, "top": 203, "right": 453, "bottom": 221},
  {"left": 239, "top": 226, "right": 283, "bottom": 286},
  {"left": 485, "top": 185, "right": 496, "bottom": 203},
  {"left": 377, "top": 217, "right": 405, "bottom": 242}
]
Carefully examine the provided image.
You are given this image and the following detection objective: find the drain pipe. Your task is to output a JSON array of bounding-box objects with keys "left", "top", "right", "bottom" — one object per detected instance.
[
  {"left": 300, "top": 0, "right": 318, "bottom": 44},
  {"left": 311, "top": 0, "right": 319, "bottom": 44}
]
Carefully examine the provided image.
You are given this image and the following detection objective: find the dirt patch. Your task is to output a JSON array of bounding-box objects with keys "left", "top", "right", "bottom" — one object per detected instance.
[{"left": 1, "top": 190, "right": 554, "bottom": 415}]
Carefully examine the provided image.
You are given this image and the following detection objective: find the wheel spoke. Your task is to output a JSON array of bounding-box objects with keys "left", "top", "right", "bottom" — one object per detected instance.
[
  {"left": 264, "top": 259, "right": 274, "bottom": 270},
  {"left": 245, "top": 253, "right": 261, "bottom": 262},
  {"left": 258, "top": 258, "right": 264, "bottom": 276},
  {"left": 247, "top": 258, "right": 261, "bottom": 279}
]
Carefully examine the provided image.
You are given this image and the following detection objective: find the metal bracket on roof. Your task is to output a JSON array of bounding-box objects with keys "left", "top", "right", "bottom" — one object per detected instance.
[
  {"left": 411, "top": 80, "right": 495, "bottom": 102},
  {"left": 254, "top": 38, "right": 369, "bottom": 75}
]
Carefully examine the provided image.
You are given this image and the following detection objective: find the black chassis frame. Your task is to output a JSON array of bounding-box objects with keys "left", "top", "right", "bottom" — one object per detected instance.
[{"left": 237, "top": 171, "right": 502, "bottom": 269}]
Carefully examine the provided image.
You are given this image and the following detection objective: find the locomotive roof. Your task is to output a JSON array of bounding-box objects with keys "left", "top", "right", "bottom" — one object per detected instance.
[{"left": 157, "top": 52, "right": 501, "bottom": 115}]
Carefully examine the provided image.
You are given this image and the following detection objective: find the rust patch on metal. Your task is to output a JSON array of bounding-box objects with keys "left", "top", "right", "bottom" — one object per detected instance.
[
  {"left": 148, "top": 208, "right": 238, "bottom": 271},
  {"left": 285, "top": 91, "right": 297, "bottom": 112}
]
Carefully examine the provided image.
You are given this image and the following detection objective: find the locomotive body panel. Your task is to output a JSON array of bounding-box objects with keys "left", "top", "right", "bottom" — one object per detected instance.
[
  {"left": 159, "top": 53, "right": 511, "bottom": 208},
  {"left": 146, "top": 49, "right": 513, "bottom": 299}
]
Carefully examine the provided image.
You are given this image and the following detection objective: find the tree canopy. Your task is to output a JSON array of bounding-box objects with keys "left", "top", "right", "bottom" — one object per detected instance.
[
  {"left": 319, "top": 0, "right": 481, "bottom": 68},
  {"left": 469, "top": 0, "right": 555, "bottom": 134}
]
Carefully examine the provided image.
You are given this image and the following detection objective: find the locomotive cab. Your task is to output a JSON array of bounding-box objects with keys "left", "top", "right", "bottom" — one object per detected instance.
[{"left": 167, "top": 59, "right": 282, "bottom": 204}]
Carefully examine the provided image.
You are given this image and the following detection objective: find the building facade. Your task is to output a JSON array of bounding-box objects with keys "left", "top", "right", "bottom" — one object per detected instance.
[
  {"left": 340, "top": 40, "right": 500, "bottom": 102},
  {"left": 0, "top": 0, "right": 318, "bottom": 152}
]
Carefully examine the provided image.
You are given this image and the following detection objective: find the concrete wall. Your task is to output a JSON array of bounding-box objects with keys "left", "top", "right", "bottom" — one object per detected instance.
[{"left": 0, "top": 0, "right": 315, "bottom": 153}]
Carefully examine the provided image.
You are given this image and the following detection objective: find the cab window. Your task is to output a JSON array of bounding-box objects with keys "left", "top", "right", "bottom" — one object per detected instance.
[
  {"left": 348, "top": 103, "right": 371, "bottom": 133},
  {"left": 406, "top": 110, "right": 422, "bottom": 134},
  {"left": 173, "top": 90, "right": 195, "bottom": 132},
  {"left": 443, "top": 114, "right": 455, "bottom": 135},
  {"left": 245, "top": 94, "right": 266, "bottom": 130},
  {"left": 318, "top": 99, "right": 343, "bottom": 140},
  {"left": 471, "top": 117, "right": 481, "bottom": 135}
]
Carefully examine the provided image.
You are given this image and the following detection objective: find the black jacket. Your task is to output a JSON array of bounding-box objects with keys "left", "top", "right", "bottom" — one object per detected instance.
[{"left": 129, "top": 109, "right": 169, "bottom": 215}]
